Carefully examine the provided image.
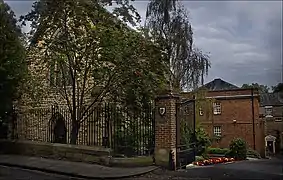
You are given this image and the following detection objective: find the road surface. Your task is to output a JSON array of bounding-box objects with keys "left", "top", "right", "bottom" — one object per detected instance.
[{"left": 1, "top": 157, "right": 282, "bottom": 180}]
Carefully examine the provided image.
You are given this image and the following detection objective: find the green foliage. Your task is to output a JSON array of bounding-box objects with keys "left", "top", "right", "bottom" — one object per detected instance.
[
  {"left": 247, "top": 149, "right": 261, "bottom": 159},
  {"left": 106, "top": 28, "right": 167, "bottom": 110},
  {"left": 195, "top": 156, "right": 205, "bottom": 161},
  {"left": 272, "top": 83, "right": 283, "bottom": 93},
  {"left": 241, "top": 83, "right": 269, "bottom": 94},
  {"left": 180, "top": 122, "right": 211, "bottom": 156},
  {"left": 195, "top": 127, "right": 211, "bottom": 155},
  {"left": 0, "top": 2, "right": 27, "bottom": 127},
  {"left": 227, "top": 138, "right": 247, "bottom": 160},
  {"left": 19, "top": 0, "right": 141, "bottom": 30},
  {"left": 207, "top": 147, "right": 229, "bottom": 155},
  {"left": 112, "top": 106, "right": 154, "bottom": 157},
  {"left": 179, "top": 89, "right": 212, "bottom": 157}
]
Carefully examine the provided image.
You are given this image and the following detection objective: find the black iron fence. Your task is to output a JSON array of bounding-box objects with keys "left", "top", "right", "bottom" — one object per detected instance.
[
  {"left": 175, "top": 98, "right": 196, "bottom": 169},
  {"left": 13, "top": 103, "right": 155, "bottom": 157}
]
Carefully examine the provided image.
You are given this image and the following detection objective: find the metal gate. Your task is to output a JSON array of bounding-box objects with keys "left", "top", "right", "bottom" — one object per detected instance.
[{"left": 176, "top": 98, "right": 196, "bottom": 169}]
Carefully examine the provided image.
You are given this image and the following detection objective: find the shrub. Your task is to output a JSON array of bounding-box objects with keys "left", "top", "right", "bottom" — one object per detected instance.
[
  {"left": 202, "top": 152, "right": 210, "bottom": 160},
  {"left": 194, "top": 127, "right": 211, "bottom": 156},
  {"left": 224, "top": 150, "right": 232, "bottom": 158},
  {"left": 247, "top": 149, "right": 261, "bottom": 159},
  {"left": 195, "top": 156, "right": 205, "bottom": 161},
  {"left": 228, "top": 138, "right": 247, "bottom": 160},
  {"left": 207, "top": 147, "right": 229, "bottom": 154},
  {"left": 180, "top": 124, "right": 211, "bottom": 156}
]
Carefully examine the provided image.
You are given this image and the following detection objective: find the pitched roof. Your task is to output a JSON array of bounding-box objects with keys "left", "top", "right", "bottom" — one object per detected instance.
[
  {"left": 201, "top": 78, "right": 239, "bottom": 91},
  {"left": 260, "top": 93, "right": 283, "bottom": 106}
]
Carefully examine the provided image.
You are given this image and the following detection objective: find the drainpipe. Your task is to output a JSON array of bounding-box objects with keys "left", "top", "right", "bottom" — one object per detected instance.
[{"left": 251, "top": 88, "right": 256, "bottom": 150}]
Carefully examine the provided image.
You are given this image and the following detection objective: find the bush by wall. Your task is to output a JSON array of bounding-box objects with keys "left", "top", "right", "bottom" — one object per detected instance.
[
  {"left": 207, "top": 147, "right": 229, "bottom": 155},
  {"left": 226, "top": 138, "right": 247, "bottom": 160},
  {"left": 247, "top": 149, "right": 261, "bottom": 159}
]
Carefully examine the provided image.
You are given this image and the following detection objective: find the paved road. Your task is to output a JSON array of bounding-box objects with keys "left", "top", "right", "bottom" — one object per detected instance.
[
  {"left": 1, "top": 157, "right": 282, "bottom": 180},
  {"left": 130, "top": 157, "right": 283, "bottom": 180},
  {"left": 0, "top": 165, "right": 81, "bottom": 180}
]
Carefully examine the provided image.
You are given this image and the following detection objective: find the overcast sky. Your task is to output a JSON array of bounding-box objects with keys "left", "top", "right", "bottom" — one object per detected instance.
[{"left": 5, "top": 0, "right": 283, "bottom": 87}]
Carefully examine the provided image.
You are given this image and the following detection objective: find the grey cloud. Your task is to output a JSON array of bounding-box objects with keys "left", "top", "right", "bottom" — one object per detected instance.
[
  {"left": 5, "top": 0, "right": 283, "bottom": 87},
  {"left": 182, "top": 1, "right": 282, "bottom": 87}
]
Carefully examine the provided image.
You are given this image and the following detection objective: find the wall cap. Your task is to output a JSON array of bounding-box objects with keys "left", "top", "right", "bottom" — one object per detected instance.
[{"left": 156, "top": 93, "right": 180, "bottom": 100}]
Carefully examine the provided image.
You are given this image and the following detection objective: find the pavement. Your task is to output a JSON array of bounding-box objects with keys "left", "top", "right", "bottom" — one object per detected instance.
[
  {"left": 0, "top": 155, "right": 158, "bottom": 179},
  {"left": 0, "top": 165, "right": 79, "bottom": 180}
]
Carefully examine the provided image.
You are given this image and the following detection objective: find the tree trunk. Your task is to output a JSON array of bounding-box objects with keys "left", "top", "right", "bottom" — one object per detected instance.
[{"left": 70, "top": 120, "right": 80, "bottom": 145}]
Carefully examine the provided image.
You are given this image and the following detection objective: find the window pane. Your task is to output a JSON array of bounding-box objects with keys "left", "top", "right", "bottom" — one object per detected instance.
[
  {"left": 213, "top": 126, "right": 221, "bottom": 136},
  {"left": 213, "top": 102, "right": 221, "bottom": 115}
]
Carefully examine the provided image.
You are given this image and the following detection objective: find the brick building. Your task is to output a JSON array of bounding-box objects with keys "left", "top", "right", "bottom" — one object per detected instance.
[
  {"left": 182, "top": 78, "right": 265, "bottom": 156},
  {"left": 260, "top": 93, "right": 283, "bottom": 154}
]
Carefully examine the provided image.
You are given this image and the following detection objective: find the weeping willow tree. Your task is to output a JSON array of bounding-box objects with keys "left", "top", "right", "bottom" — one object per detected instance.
[{"left": 145, "top": 0, "right": 210, "bottom": 91}]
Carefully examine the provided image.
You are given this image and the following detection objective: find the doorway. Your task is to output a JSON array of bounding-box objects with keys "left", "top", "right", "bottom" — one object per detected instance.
[
  {"left": 265, "top": 135, "right": 276, "bottom": 156},
  {"left": 267, "top": 141, "right": 274, "bottom": 153}
]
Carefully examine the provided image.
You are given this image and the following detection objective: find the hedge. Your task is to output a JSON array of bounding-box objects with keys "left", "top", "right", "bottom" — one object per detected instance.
[{"left": 207, "top": 147, "right": 229, "bottom": 154}]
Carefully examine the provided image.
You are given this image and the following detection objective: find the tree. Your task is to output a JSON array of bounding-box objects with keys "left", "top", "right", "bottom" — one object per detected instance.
[
  {"left": 0, "top": 1, "right": 27, "bottom": 136},
  {"left": 20, "top": 0, "right": 166, "bottom": 144},
  {"left": 241, "top": 83, "right": 269, "bottom": 94},
  {"left": 272, "top": 83, "right": 283, "bottom": 93},
  {"left": 145, "top": 0, "right": 210, "bottom": 91}
]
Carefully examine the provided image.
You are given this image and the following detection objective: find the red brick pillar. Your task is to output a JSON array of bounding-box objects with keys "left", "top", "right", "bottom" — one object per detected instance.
[{"left": 154, "top": 93, "right": 179, "bottom": 169}]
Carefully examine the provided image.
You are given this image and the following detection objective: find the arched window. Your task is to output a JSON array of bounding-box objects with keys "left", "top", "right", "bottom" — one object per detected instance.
[{"left": 49, "top": 55, "right": 72, "bottom": 87}]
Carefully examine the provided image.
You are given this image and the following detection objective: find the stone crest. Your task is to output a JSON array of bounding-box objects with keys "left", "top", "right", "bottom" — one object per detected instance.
[{"left": 159, "top": 107, "right": 166, "bottom": 116}]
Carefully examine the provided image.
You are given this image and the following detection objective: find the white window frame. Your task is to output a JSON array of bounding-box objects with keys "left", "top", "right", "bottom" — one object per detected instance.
[
  {"left": 213, "top": 126, "right": 222, "bottom": 137},
  {"left": 213, "top": 102, "right": 221, "bottom": 115},
  {"left": 274, "top": 117, "right": 282, "bottom": 122},
  {"left": 199, "top": 108, "right": 203, "bottom": 116},
  {"left": 265, "top": 106, "right": 273, "bottom": 117}
]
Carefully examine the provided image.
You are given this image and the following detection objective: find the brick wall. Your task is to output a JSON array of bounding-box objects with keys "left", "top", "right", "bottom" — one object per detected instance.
[
  {"left": 182, "top": 88, "right": 265, "bottom": 156},
  {"left": 155, "top": 97, "right": 177, "bottom": 148},
  {"left": 154, "top": 94, "right": 179, "bottom": 169}
]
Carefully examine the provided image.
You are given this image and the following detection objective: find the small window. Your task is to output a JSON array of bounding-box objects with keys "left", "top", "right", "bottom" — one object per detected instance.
[
  {"left": 213, "top": 126, "right": 221, "bottom": 137},
  {"left": 213, "top": 102, "right": 221, "bottom": 115},
  {"left": 265, "top": 106, "right": 273, "bottom": 117},
  {"left": 49, "top": 59, "right": 72, "bottom": 88},
  {"left": 275, "top": 117, "right": 282, "bottom": 122},
  {"left": 199, "top": 108, "right": 203, "bottom": 116}
]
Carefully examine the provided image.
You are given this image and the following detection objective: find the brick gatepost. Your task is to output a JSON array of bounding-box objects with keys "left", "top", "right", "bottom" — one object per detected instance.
[{"left": 154, "top": 93, "right": 179, "bottom": 170}]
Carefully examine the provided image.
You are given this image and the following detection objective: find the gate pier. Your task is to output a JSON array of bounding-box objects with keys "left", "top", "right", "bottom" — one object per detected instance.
[
  {"left": 154, "top": 93, "right": 179, "bottom": 170},
  {"left": 154, "top": 93, "right": 196, "bottom": 170}
]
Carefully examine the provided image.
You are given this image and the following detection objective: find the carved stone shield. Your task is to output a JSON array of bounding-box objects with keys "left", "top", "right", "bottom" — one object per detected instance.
[{"left": 159, "top": 107, "right": 166, "bottom": 116}]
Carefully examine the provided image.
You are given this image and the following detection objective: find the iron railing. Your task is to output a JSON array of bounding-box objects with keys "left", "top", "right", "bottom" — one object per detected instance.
[{"left": 13, "top": 103, "right": 155, "bottom": 157}]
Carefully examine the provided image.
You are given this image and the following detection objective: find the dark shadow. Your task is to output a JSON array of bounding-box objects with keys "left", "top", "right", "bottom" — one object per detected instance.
[
  {"left": 275, "top": 130, "right": 281, "bottom": 154},
  {"left": 49, "top": 112, "right": 67, "bottom": 144},
  {"left": 0, "top": 122, "right": 8, "bottom": 139}
]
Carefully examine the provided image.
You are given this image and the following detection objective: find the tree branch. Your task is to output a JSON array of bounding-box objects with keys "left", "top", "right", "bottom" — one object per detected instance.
[{"left": 79, "top": 70, "right": 117, "bottom": 123}]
